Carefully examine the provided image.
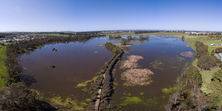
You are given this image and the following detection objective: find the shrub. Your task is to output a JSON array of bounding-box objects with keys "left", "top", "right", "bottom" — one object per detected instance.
[
  {"left": 195, "top": 41, "right": 208, "bottom": 58},
  {"left": 0, "top": 83, "right": 56, "bottom": 111},
  {"left": 166, "top": 65, "right": 208, "bottom": 111},
  {"left": 212, "top": 47, "right": 222, "bottom": 53},
  {"left": 184, "top": 65, "right": 202, "bottom": 86},
  {"left": 207, "top": 70, "right": 222, "bottom": 107},
  {"left": 197, "top": 55, "right": 218, "bottom": 70}
]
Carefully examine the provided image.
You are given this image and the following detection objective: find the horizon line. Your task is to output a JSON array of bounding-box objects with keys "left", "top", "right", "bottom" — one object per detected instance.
[{"left": 0, "top": 29, "right": 222, "bottom": 33}]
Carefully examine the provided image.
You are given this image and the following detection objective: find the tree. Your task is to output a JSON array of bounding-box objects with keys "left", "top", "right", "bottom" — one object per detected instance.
[{"left": 0, "top": 83, "right": 56, "bottom": 111}]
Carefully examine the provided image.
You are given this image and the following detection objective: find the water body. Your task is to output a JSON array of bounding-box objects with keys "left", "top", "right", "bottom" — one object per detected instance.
[
  {"left": 112, "top": 36, "right": 193, "bottom": 111},
  {"left": 19, "top": 36, "right": 193, "bottom": 110},
  {"left": 19, "top": 37, "right": 113, "bottom": 99}
]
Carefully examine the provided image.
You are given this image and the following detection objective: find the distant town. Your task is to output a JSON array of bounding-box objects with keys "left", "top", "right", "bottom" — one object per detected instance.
[{"left": 1, "top": 30, "right": 222, "bottom": 45}]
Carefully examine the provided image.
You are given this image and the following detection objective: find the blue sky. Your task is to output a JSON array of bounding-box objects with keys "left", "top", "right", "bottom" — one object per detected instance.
[{"left": 0, "top": 0, "right": 222, "bottom": 32}]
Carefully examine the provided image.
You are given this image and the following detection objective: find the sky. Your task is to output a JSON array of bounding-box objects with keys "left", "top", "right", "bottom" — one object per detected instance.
[{"left": 0, "top": 0, "right": 222, "bottom": 32}]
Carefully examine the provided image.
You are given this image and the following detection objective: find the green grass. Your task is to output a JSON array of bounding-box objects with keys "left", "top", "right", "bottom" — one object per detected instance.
[
  {"left": 50, "top": 96, "right": 88, "bottom": 111},
  {"left": 184, "top": 35, "right": 222, "bottom": 54},
  {"left": 201, "top": 69, "right": 222, "bottom": 107},
  {"left": 140, "top": 32, "right": 186, "bottom": 37},
  {"left": 119, "top": 95, "right": 165, "bottom": 110},
  {"left": 76, "top": 75, "right": 99, "bottom": 92},
  {"left": 0, "top": 45, "right": 8, "bottom": 88},
  {"left": 162, "top": 86, "right": 178, "bottom": 95},
  {"left": 200, "top": 67, "right": 221, "bottom": 94},
  {"left": 120, "top": 96, "right": 143, "bottom": 106}
]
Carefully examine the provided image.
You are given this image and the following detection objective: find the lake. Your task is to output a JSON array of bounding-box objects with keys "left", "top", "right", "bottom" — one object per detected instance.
[{"left": 19, "top": 35, "right": 193, "bottom": 110}]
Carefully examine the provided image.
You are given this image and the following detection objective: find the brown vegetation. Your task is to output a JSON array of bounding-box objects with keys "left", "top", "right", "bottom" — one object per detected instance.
[
  {"left": 195, "top": 41, "right": 208, "bottom": 58},
  {"left": 120, "top": 55, "right": 143, "bottom": 69},
  {"left": 195, "top": 41, "right": 221, "bottom": 70},
  {"left": 212, "top": 47, "right": 222, "bottom": 53},
  {"left": 197, "top": 55, "right": 219, "bottom": 70},
  {"left": 120, "top": 55, "right": 154, "bottom": 86},
  {"left": 180, "top": 51, "right": 194, "bottom": 58}
]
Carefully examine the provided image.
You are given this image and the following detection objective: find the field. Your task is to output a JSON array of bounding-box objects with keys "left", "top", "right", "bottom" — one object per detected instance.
[{"left": 184, "top": 35, "right": 222, "bottom": 53}]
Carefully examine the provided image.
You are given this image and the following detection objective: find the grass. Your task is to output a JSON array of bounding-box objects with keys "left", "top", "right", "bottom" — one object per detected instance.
[
  {"left": 184, "top": 35, "right": 222, "bottom": 54},
  {"left": 50, "top": 96, "right": 88, "bottom": 111},
  {"left": 201, "top": 69, "right": 222, "bottom": 107},
  {"left": 139, "top": 32, "right": 186, "bottom": 37},
  {"left": 119, "top": 95, "right": 165, "bottom": 110},
  {"left": 76, "top": 75, "right": 99, "bottom": 89},
  {"left": 0, "top": 45, "right": 8, "bottom": 88},
  {"left": 161, "top": 86, "right": 178, "bottom": 95},
  {"left": 184, "top": 35, "right": 222, "bottom": 95},
  {"left": 143, "top": 32, "right": 222, "bottom": 54},
  {"left": 182, "top": 34, "right": 222, "bottom": 108},
  {"left": 209, "top": 70, "right": 222, "bottom": 107},
  {"left": 200, "top": 67, "right": 221, "bottom": 94},
  {"left": 120, "top": 96, "right": 143, "bottom": 106}
]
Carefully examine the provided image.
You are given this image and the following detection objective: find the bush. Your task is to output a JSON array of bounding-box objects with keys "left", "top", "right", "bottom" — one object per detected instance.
[
  {"left": 184, "top": 65, "right": 202, "bottom": 86},
  {"left": 212, "top": 47, "right": 222, "bottom": 53},
  {"left": 197, "top": 55, "right": 218, "bottom": 70},
  {"left": 207, "top": 70, "right": 222, "bottom": 107},
  {"left": 195, "top": 41, "right": 208, "bottom": 58},
  {"left": 166, "top": 65, "right": 208, "bottom": 111},
  {"left": 0, "top": 83, "right": 56, "bottom": 111},
  {"left": 209, "top": 35, "right": 222, "bottom": 40}
]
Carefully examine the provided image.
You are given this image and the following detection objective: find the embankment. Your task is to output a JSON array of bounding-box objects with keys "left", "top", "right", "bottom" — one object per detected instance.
[{"left": 87, "top": 42, "right": 124, "bottom": 111}]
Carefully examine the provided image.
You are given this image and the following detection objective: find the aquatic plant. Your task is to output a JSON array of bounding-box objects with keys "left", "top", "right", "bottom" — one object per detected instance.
[
  {"left": 121, "top": 68, "right": 153, "bottom": 86},
  {"left": 120, "top": 55, "right": 143, "bottom": 69},
  {"left": 162, "top": 86, "right": 178, "bottom": 95},
  {"left": 120, "top": 55, "right": 154, "bottom": 86},
  {"left": 119, "top": 96, "right": 164, "bottom": 110},
  {"left": 120, "top": 96, "right": 143, "bottom": 106},
  {"left": 50, "top": 96, "right": 88, "bottom": 111},
  {"left": 76, "top": 75, "right": 100, "bottom": 91}
]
